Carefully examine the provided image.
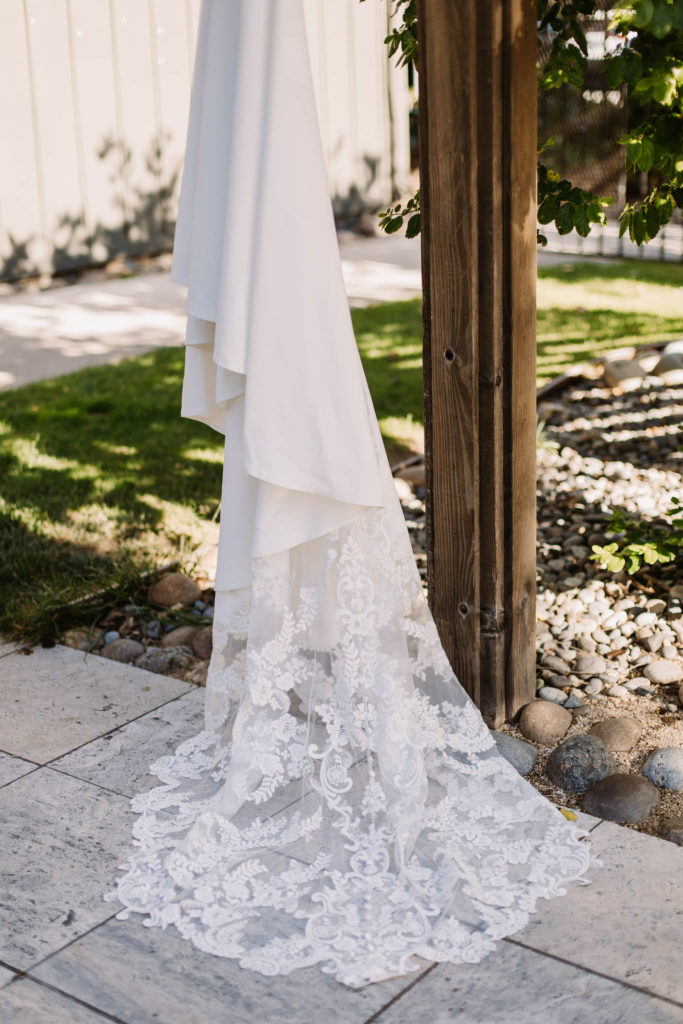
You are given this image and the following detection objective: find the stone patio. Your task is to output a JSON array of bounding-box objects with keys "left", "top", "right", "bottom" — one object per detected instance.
[{"left": 0, "top": 643, "right": 681, "bottom": 1023}]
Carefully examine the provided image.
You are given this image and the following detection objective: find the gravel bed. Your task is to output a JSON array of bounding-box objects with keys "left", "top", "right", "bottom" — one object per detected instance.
[{"left": 397, "top": 366, "right": 682, "bottom": 843}]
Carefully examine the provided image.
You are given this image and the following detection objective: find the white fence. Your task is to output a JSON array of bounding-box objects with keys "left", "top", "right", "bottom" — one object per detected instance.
[{"left": 0, "top": 0, "right": 412, "bottom": 281}]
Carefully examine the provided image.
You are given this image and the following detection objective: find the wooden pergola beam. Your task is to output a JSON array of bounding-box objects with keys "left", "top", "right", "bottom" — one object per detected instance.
[{"left": 417, "top": 0, "right": 538, "bottom": 729}]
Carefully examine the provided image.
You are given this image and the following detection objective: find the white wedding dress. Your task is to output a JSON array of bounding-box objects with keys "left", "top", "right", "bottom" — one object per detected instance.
[{"left": 105, "top": 0, "right": 600, "bottom": 988}]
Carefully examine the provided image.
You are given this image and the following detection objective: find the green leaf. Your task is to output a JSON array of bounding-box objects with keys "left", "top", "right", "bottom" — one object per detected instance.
[
  {"left": 646, "top": 203, "right": 660, "bottom": 238},
  {"left": 627, "top": 138, "right": 643, "bottom": 166},
  {"left": 573, "top": 204, "right": 591, "bottom": 236},
  {"left": 618, "top": 214, "right": 630, "bottom": 238},
  {"left": 633, "top": 209, "right": 647, "bottom": 244},
  {"left": 605, "top": 55, "right": 624, "bottom": 89},
  {"left": 633, "top": 0, "right": 654, "bottom": 28},
  {"left": 385, "top": 217, "right": 403, "bottom": 234},
  {"left": 538, "top": 195, "right": 561, "bottom": 224},
  {"left": 555, "top": 204, "right": 575, "bottom": 234},
  {"left": 405, "top": 213, "right": 421, "bottom": 239},
  {"left": 638, "top": 138, "right": 655, "bottom": 172},
  {"left": 607, "top": 554, "right": 626, "bottom": 572},
  {"left": 673, "top": 0, "right": 683, "bottom": 32},
  {"left": 621, "top": 47, "right": 643, "bottom": 84},
  {"left": 650, "top": 0, "right": 673, "bottom": 37}
]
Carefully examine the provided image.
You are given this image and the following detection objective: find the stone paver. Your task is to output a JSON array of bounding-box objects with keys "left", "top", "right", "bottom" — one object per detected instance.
[
  {"left": 0, "top": 767, "right": 130, "bottom": 970},
  {"left": 0, "top": 750, "right": 37, "bottom": 787},
  {"left": 28, "top": 916, "right": 429, "bottom": 1024},
  {"left": 512, "top": 820, "right": 683, "bottom": 1004},
  {"left": 51, "top": 688, "right": 205, "bottom": 797},
  {"left": 0, "top": 644, "right": 191, "bottom": 763},
  {"left": 0, "top": 978, "right": 110, "bottom": 1023},
  {"left": 0, "top": 643, "right": 681, "bottom": 1023},
  {"left": 0, "top": 966, "right": 17, "bottom": 990},
  {"left": 370, "top": 938, "right": 683, "bottom": 1024}
]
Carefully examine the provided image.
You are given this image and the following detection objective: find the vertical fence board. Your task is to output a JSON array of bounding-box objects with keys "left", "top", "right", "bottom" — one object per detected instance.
[
  {"left": 350, "top": 0, "right": 390, "bottom": 206},
  {"left": 68, "top": 0, "right": 124, "bottom": 261},
  {"left": 25, "top": 0, "right": 84, "bottom": 271},
  {"left": 150, "top": 0, "right": 193, "bottom": 238},
  {"left": 0, "top": 0, "right": 45, "bottom": 276},
  {"left": 109, "top": 0, "right": 162, "bottom": 249},
  {"left": 0, "top": 0, "right": 411, "bottom": 279}
]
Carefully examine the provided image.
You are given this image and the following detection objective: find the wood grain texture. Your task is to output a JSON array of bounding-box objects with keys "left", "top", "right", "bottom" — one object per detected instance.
[
  {"left": 419, "top": 0, "right": 537, "bottom": 726},
  {"left": 417, "top": 0, "right": 480, "bottom": 706}
]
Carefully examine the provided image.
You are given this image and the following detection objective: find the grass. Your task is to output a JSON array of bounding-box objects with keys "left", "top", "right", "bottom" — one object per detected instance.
[{"left": 1, "top": 257, "right": 682, "bottom": 641}]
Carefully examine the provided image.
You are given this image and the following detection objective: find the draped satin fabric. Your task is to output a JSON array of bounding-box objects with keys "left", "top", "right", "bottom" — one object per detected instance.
[{"left": 105, "top": 0, "right": 600, "bottom": 988}]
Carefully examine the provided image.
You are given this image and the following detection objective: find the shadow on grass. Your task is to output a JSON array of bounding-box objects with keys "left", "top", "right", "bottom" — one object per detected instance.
[{"left": 0, "top": 347, "right": 223, "bottom": 639}]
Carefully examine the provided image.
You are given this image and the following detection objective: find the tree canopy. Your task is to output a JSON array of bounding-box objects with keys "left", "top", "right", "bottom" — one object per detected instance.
[{"left": 374, "top": 0, "right": 683, "bottom": 247}]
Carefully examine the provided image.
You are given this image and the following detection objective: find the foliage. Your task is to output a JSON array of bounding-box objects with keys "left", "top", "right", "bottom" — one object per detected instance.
[
  {"left": 537, "top": 161, "right": 612, "bottom": 245},
  {"left": 591, "top": 496, "right": 683, "bottom": 574},
  {"left": 372, "top": 0, "right": 683, "bottom": 248}
]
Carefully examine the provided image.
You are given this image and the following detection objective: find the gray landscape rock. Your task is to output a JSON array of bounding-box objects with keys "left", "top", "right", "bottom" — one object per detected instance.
[
  {"left": 575, "top": 654, "right": 606, "bottom": 675},
  {"left": 135, "top": 646, "right": 193, "bottom": 675},
  {"left": 643, "top": 660, "right": 682, "bottom": 685},
  {"left": 491, "top": 731, "right": 539, "bottom": 776},
  {"left": 582, "top": 773, "right": 660, "bottom": 823},
  {"left": 642, "top": 748, "right": 683, "bottom": 791},
  {"left": 148, "top": 573, "right": 202, "bottom": 609},
  {"left": 100, "top": 638, "right": 144, "bottom": 664},
  {"left": 540, "top": 655, "right": 570, "bottom": 676},
  {"left": 652, "top": 351, "right": 683, "bottom": 385},
  {"left": 564, "top": 693, "right": 584, "bottom": 709},
  {"left": 588, "top": 717, "right": 642, "bottom": 751},
  {"left": 518, "top": 700, "right": 572, "bottom": 745},
  {"left": 185, "top": 660, "right": 210, "bottom": 687},
  {"left": 659, "top": 815, "right": 683, "bottom": 846},
  {"left": 546, "top": 734, "right": 616, "bottom": 793},
  {"left": 537, "top": 686, "right": 567, "bottom": 704},
  {"left": 584, "top": 679, "right": 604, "bottom": 695},
  {"left": 602, "top": 359, "right": 645, "bottom": 390}
]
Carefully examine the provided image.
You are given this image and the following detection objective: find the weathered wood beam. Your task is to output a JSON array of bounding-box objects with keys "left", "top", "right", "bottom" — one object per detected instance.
[{"left": 417, "top": 0, "right": 537, "bottom": 728}]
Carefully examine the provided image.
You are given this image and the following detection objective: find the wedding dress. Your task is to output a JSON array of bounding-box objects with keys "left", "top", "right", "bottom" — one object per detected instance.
[{"left": 105, "top": 0, "right": 600, "bottom": 988}]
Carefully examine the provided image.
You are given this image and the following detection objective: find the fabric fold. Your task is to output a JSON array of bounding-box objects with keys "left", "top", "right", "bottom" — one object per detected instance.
[{"left": 106, "top": 0, "right": 602, "bottom": 988}]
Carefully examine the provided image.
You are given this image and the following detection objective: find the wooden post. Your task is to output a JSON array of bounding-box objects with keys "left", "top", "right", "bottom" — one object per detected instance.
[{"left": 417, "top": 0, "right": 537, "bottom": 728}]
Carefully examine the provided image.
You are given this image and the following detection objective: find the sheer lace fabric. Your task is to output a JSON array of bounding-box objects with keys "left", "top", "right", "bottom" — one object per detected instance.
[{"left": 106, "top": 508, "right": 599, "bottom": 988}]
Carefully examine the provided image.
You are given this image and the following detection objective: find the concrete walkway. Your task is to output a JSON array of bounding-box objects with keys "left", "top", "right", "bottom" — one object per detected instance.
[
  {"left": 0, "top": 233, "right": 602, "bottom": 392},
  {"left": 0, "top": 641, "right": 681, "bottom": 1024},
  {"left": 0, "top": 234, "right": 422, "bottom": 392}
]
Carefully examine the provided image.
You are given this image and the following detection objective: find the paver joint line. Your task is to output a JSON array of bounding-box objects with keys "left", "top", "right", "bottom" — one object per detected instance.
[
  {"left": 16, "top": 976, "right": 133, "bottom": 1024},
  {"left": 504, "top": 937, "right": 683, "bottom": 1011},
  {"left": 359, "top": 964, "right": 439, "bottom": 1024},
  {"left": 23, "top": 912, "right": 122, "bottom": 980}
]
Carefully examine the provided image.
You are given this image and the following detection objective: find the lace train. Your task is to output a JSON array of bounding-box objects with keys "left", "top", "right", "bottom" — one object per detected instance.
[{"left": 105, "top": 508, "right": 600, "bottom": 988}]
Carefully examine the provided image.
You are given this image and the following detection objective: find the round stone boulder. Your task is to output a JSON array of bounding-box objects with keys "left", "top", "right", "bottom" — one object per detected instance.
[
  {"left": 642, "top": 748, "right": 683, "bottom": 791},
  {"left": 192, "top": 625, "right": 213, "bottom": 660},
  {"left": 588, "top": 717, "right": 642, "bottom": 752},
  {"left": 100, "top": 638, "right": 144, "bottom": 664},
  {"left": 148, "top": 573, "right": 202, "bottom": 609},
  {"left": 518, "top": 700, "right": 572, "bottom": 745},
  {"left": 582, "top": 773, "right": 660, "bottom": 823},
  {"left": 160, "top": 625, "right": 200, "bottom": 649},
  {"left": 643, "top": 660, "right": 682, "bottom": 686},
  {"left": 546, "top": 734, "right": 616, "bottom": 793},
  {"left": 135, "top": 646, "right": 193, "bottom": 675},
  {"left": 491, "top": 731, "right": 539, "bottom": 777}
]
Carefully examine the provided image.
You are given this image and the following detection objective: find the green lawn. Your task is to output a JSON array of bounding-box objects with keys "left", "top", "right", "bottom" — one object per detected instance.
[{"left": 1, "top": 258, "right": 682, "bottom": 641}]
